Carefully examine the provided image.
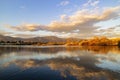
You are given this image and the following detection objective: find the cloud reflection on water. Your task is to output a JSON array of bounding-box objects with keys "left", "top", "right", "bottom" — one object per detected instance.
[{"left": 0, "top": 46, "right": 120, "bottom": 80}]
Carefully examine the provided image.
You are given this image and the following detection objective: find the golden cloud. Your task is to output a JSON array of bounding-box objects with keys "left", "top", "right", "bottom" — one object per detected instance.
[
  {"left": 7, "top": 6, "right": 120, "bottom": 38},
  {"left": 8, "top": 24, "right": 47, "bottom": 31}
]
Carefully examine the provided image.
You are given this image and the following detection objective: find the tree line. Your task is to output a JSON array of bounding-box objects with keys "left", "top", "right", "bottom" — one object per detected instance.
[
  {"left": 0, "top": 36, "right": 120, "bottom": 46},
  {"left": 66, "top": 36, "right": 120, "bottom": 46}
]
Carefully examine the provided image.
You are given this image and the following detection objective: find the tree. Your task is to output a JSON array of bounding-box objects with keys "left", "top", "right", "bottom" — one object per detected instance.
[{"left": 118, "top": 41, "right": 120, "bottom": 47}]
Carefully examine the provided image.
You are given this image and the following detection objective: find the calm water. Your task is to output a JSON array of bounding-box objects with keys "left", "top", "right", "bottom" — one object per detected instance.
[{"left": 0, "top": 45, "right": 120, "bottom": 80}]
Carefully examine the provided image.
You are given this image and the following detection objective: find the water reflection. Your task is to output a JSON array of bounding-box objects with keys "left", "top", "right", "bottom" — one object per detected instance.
[{"left": 0, "top": 46, "right": 120, "bottom": 80}]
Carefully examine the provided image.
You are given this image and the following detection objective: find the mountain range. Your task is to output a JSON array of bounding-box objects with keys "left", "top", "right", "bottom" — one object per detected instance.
[{"left": 0, "top": 35, "right": 80, "bottom": 43}]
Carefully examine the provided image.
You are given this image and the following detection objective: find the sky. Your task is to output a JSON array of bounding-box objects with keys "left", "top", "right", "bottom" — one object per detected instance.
[{"left": 0, "top": 0, "right": 120, "bottom": 38}]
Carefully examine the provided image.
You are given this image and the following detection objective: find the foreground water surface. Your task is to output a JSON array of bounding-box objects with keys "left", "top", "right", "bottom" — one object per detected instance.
[{"left": 0, "top": 45, "right": 120, "bottom": 80}]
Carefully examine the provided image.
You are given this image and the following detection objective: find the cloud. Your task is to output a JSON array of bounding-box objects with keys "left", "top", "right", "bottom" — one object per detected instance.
[
  {"left": 98, "top": 25, "right": 120, "bottom": 37},
  {"left": 83, "top": 0, "right": 100, "bottom": 7},
  {"left": 8, "top": 6, "right": 120, "bottom": 38},
  {"left": 47, "top": 6, "right": 120, "bottom": 33},
  {"left": 8, "top": 24, "right": 48, "bottom": 32},
  {"left": 0, "top": 30, "right": 13, "bottom": 36},
  {"left": 91, "top": 0, "right": 99, "bottom": 6},
  {"left": 11, "top": 34, "right": 38, "bottom": 38},
  {"left": 59, "top": 1, "right": 70, "bottom": 6}
]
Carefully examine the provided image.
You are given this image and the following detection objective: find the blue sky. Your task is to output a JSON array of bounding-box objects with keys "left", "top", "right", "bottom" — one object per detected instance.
[{"left": 0, "top": 0, "right": 120, "bottom": 38}]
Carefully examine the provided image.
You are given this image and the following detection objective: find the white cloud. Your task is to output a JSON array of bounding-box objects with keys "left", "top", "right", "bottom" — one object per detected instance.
[
  {"left": 83, "top": 0, "right": 100, "bottom": 7},
  {"left": 91, "top": 0, "right": 100, "bottom": 6},
  {"left": 59, "top": 1, "right": 70, "bottom": 6}
]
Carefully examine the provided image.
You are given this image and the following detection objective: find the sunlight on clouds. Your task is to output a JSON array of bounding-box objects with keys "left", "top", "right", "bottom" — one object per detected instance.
[
  {"left": 0, "top": 30, "right": 13, "bottom": 36},
  {"left": 0, "top": 0, "right": 120, "bottom": 38},
  {"left": 7, "top": 5, "right": 120, "bottom": 38},
  {"left": 98, "top": 25, "right": 120, "bottom": 38},
  {"left": 99, "top": 6, "right": 120, "bottom": 20},
  {"left": 47, "top": 6, "right": 120, "bottom": 33},
  {"left": 8, "top": 24, "right": 47, "bottom": 31}
]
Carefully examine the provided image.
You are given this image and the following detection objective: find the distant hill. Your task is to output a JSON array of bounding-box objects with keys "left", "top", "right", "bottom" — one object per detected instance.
[
  {"left": 0, "top": 35, "right": 81, "bottom": 43},
  {"left": 23, "top": 36, "right": 66, "bottom": 43}
]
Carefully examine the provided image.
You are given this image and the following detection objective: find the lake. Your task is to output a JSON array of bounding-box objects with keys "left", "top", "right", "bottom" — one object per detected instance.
[{"left": 0, "top": 45, "right": 120, "bottom": 80}]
